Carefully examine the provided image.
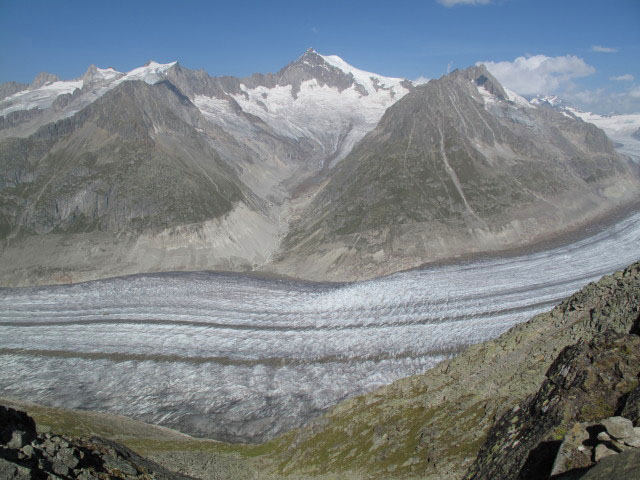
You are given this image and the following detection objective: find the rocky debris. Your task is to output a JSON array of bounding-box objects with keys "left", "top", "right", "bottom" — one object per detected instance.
[
  {"left": 600, "top": 417, "right": 636, "bottom": 442},
  {"left": 0, "top": 405, "right": 195, "bottom": 479},
  {"left": 464, "top": 331, "right": 640, "bottom": 480}
]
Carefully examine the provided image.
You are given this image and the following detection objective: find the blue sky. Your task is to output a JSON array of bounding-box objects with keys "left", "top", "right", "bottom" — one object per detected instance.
[{"left": 1, "top": 0, "right": 639, "bottom": 112}]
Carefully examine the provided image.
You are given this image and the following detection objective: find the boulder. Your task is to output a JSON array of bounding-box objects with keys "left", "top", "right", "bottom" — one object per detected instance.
[
  {"left": 600, "top": 416, "right": 635, "bottom": 440},
  {"left": 594, "top": 443, "right": 618, "bottom": 462},
  {"left": 580, "top": 449, "right": 640, "bottom": 479},
  {"left": 549, "top": 422, "right": 592, "bottom": 476}
]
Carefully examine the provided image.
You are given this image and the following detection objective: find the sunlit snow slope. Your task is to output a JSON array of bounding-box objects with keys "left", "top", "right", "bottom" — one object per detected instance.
[{"left": 1, "top": 210, "right": 639, "bottom": 443}]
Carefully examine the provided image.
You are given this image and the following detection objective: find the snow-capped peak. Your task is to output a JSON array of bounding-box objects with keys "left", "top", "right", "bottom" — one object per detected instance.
[
  {"left": 0, "top": 60, "right": 177, "bottom": 119},
  {"left": 318, "top": 53, "right": 407, "bottom": 95},
  {"left": 82, "top": 65, "right": 124, "bottom": 84},
  {"left": 504, "top": 87, "right": 535, "bottom": 109},
  {"left": 530, "top": 95, "right": 563, "bottom": 107},
  {"left": 120, "top": 61, "right": 177, "bottom": 85}
]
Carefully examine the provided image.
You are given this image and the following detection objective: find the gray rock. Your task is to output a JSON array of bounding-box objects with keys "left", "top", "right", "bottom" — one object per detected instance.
[
  {"left": 51, "top": 459, "right": 69, "bottom": 477},
  {"left": 601, "top": 416, "right": 635, "bottom": 440},
  {"left": 103, "top": 453, "right": 138, "bottom": 476},
  {"left": 56, "top": 446, "right": 80, "bottom": 469},
  {"left": 76, "top": 471, "right": 99, "bottom": 480},
  {"left": 6, "top": 430, "right": 28, "bottom": 449},
  {"left": 621, "top": 434, "right": 640, "bottom": 448},
  {"left": 550, "top": 422, "right": 591, "bottom": 476},
  {"left": 595, "top": 443, "right": 618, "bottom": 462},
  {"left": 0, "top": 458, "right": 31, "bottom": 480},
  {"left": 580, "top": 448, "right": 640, "bottom": 479},
  {"left": 597, "top": 431, "right": 611, "bottom": 442},
  {"left": 21, "top": 444, "right": 34, "bottom": 457}
]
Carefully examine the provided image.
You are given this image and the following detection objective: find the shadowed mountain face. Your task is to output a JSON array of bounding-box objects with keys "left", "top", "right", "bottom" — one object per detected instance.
[
  {"left": 273, "top": 65, "right": 640, "bottom": 281},
  {"left": 0, "top": 57, "right": 638, "bottom": 285},
  {"left": 0, "top": 80, "right": 251, "bottom": 238}
]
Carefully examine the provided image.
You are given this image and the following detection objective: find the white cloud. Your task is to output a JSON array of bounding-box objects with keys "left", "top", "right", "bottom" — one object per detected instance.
[
  {"left": 591, "top": 45, "right": 618, "bottom": 53},
  {"left": 480, "top": 54, "right": 595, "bottom": 95},
  {"left": 563, "top": 86, "right": 640, "bottom": 115},
  {"left": 414, "top": 76, "right": 431, "bottom": 85},
  {"left": 610, "top": 74, "right": 634, "bottom": 82},
  {"left": 437, "top": 0, "right": 492, "bottom": 6}
]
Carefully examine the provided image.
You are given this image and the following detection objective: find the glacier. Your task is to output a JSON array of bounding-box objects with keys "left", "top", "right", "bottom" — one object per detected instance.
[{"left": 0, "top": 208, "right": 639, "bottom": 442}]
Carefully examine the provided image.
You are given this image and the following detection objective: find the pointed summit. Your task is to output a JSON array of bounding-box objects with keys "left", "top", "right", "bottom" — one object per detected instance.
[
  {"left": 82, "top": 65, "right": 123, "bottom": 84},
  {"left": 457, "top": 64, "right": 508, "bottom": 100},
  {"left": 30, "top": 72, "right": 60, "bottom": 89}
]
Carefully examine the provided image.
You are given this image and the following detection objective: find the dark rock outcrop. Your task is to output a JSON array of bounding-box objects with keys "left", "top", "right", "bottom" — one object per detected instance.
[
  {"left": 578, "top": 448, "right": 640, "bottom": 479},
  {"left": 464, "top": 331, "right": 640, "bottom": 479},
  {"left": 0, "top": 405, "right": 195, "bottom": 479}
]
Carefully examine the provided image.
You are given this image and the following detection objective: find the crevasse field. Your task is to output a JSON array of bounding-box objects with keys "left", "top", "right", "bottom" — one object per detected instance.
[{"left": 1, "top": 205, "right": 639, "bottom": 443}]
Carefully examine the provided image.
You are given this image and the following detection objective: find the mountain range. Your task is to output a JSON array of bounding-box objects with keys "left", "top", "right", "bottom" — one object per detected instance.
[{"left": 1, "top": 51, "right": 638, "bottom": 285}]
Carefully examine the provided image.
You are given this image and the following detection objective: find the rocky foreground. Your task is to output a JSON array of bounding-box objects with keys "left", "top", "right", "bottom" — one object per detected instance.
[
  {"left": 465, "top": 331, "right": 640, "bottom": 479},
  {"left": 0, "top": 405, "right": 196, "bottom": 479},
  {"left": 2, "top": 260, "right": 640, "bottom": 479}
]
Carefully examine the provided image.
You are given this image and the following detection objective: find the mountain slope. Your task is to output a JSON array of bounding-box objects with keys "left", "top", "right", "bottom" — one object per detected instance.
[
  {"left": 268, "top": 261, "right": 640, "bottom": 479},
  {"left": 0, "top": 58, "right": 638, "bottom": 285},
  {"left": 0, "top": 51, "right": 416, "bottom": 285},
  {"left": 0, "top": 79, "right": 281, "bottom": 285},
  {"left": 271, "top": 65, "right": 640, "bottom": 281}
]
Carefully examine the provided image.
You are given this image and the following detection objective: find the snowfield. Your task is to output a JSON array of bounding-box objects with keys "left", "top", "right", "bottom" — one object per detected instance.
[{"left": 0, "top": 209, "right": 639, "bottom": 442}]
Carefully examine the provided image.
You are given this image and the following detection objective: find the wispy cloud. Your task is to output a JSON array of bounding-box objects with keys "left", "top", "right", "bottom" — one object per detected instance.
[
  {"left": 437, "top": 0, "right": 492, "bottom": 7},
  {"left": 311, "top": 26, "right": 319, "bottom": 34},
  {"left": 413, "top": 76, "right": 431, "bottom": 85},
  {"left": 480, "top": 54, "right": 595, "bottom": 95},
  {"left": 591, "top": 45, "right": 618, "bottom": 53},
  {"left": 610, "top": 74, "right": 634, "bottom": 81}
]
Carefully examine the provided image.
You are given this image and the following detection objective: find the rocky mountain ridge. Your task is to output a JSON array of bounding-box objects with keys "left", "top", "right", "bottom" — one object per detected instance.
[
  {"left": 271, "top": 65, "right": 640, "bottom": 280},
  {"left": 0, "top": 55, "right": 638, "bottom": 286}
]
